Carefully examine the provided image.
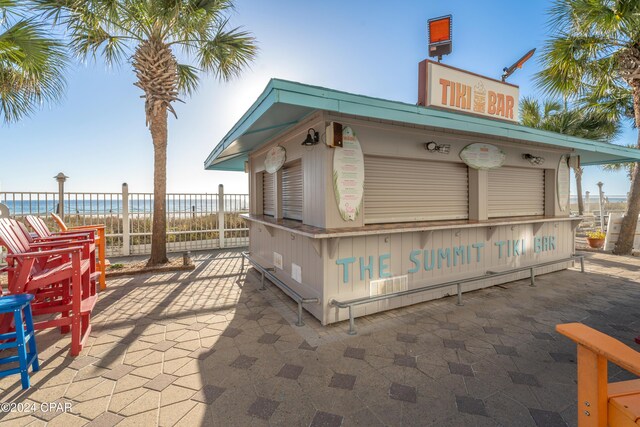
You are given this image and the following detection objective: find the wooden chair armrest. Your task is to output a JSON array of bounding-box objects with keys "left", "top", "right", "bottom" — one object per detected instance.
[
  {"left": 556, "top": 323, "right": 640, "bottom": 376},
  {"left": 10, "top": 246, "right": 83, "bottom": 259},
  {"left": 68, "top": 225, "right": 105, "bottom": 230},
  {"left": 35, "top": 232, "right": 92, "bottom": 241},
  {"left": 30, "top": 239, "right": 93, "bottom": 249}
]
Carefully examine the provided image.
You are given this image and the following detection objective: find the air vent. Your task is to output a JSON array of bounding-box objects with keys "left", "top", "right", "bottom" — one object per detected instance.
[{"left": 370, "top": 275, "right": 409, "bottom": 297}]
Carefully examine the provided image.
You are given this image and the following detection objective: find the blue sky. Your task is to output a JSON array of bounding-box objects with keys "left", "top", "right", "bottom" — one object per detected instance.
[{"left": 0, "top": 0, "right": 633, "bottom": 196}]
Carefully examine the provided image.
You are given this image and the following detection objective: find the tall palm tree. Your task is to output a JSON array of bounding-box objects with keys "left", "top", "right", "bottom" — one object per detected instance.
[
  {"left": 602, "top": 160, "right": 633, "bottom": 181},
  {"left": 0, "top": 0, "right": 66, "bottom": 124},
  {"left": 537, "top": 0, "right": 640, "bottom": 255},
  {"left": 36, "top": 0, "right": 257, "bottom": 265},
  {"left": 520, "top": 97, "right": 620, "bottom": 215}
]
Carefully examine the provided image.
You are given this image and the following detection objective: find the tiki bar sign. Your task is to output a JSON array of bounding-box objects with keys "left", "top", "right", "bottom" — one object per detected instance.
[{"left": 419, "top": 60, "right": 520, "bottom": 122}]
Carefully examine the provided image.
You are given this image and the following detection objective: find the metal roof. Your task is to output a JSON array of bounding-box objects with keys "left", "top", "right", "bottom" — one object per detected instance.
[{"left": 205, "top": 78, "right": 640, "bottom": 171}]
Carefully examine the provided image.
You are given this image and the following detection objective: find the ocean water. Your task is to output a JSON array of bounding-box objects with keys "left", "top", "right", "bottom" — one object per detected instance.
[
  {"left": 1, "top": 198, "right": 248, "bottom": 216},
  {"left": 570, "top": 195, "right": 627, "bottom": 203}
]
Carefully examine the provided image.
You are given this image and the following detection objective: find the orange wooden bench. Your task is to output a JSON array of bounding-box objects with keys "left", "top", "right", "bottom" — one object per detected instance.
[
  {"left": 557, "top": 323, "right": 640, "bottom": 426},
  {"left": 50, "top": 213, "right": 109, "bottom": 290}
]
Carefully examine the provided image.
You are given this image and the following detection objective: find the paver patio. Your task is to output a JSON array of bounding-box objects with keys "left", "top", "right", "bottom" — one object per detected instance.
[{"left": 0, "top": 249, "right": 638, "bottom": 426}]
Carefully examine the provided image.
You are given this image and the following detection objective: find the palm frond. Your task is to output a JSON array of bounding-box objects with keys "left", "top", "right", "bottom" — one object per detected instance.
[
  {"left": 0, "top": 16, "right": 67, "bottom": 123},
  {"left": 176, "top": 63, "right": 199, "bottom": 96},
  {"left": 197, "top": 21, "right": 257, "bottom": 81}
]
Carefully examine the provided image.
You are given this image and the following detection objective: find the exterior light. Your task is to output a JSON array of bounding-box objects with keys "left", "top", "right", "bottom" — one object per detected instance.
[
  {"left": 428, "top": 15, "right": 452, "bottom": 62},
  {"left": 502, "top": 48, "right": 536, "bottom": 82},
  {"left": 424, "top": 141, "right": 450, "bottom": 154},
  {"left": 523, "top": 153, "right": 545, "bottom": 165},
  {"left": 302, "top": 128, "right": 319, "bottom": 146}
]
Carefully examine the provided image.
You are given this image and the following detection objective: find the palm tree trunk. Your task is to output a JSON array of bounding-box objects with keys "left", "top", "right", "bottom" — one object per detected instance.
[
  {"left": 148, "top": 109, "right": 169, "bottom": 266},
  {"left": 574, "top": 167, "right": 584, "bottom": 215},
  {"left": 613, "top": 89, "right": 640, "bottom": 255}
]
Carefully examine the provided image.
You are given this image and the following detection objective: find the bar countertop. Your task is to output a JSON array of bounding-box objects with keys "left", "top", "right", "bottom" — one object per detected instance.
[{"left": 242, "top": 214, "right": 582, "bottom": 239}]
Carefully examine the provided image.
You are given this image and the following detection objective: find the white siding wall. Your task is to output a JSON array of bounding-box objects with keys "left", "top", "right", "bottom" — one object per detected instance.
[
  {"left": 248, "top": 222, "right": 323, "bottom": 319},
  {"left": 323, "top": 220, "right": 575, "bottom": 324}
]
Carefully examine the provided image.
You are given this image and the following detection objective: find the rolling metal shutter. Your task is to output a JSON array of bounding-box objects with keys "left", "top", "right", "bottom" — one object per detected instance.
[
  {"left": 282, "top": 161, "right": 303, "bottom": 220},
  {"left": 364, "top": 156, "right": 469, "bottom": 224},
  {"left": 488, "top": 167, "right": 545, "bottom": 217},
  {"left": 262, "top": 172, "right": 275, "bottom": 216}
]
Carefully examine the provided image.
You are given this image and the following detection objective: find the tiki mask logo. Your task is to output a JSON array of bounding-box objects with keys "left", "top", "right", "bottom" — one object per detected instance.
[{"left": 473, "top": 82, "right": 486, "bottom": 114}]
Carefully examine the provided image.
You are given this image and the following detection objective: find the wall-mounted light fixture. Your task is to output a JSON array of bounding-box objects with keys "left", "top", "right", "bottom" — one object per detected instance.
[
  {"left": 522, "top": 153, "right": 545, "bottom": 165},
  {"left": 301, "top": 128, "right": 319, "bottom": 146},
  {"left": 424, "top": 141, "right": 450, "bottom": 154}
]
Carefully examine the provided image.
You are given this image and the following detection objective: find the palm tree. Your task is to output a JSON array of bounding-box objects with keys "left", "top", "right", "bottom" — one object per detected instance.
[
  {"left": 520, "top": 97, "right": 620, "bottom": 215},
  {"left": 602, "top": 160, "right": 633, "bottom": 181},
  {"left": 36, "top": 0, "right": 257, "bottom": 265},
  {"left": 537, "top": 0, "right": 640, "bottom": 255},
  {"left": 0, "top": 0, "right": 66, "bottom": 124}
]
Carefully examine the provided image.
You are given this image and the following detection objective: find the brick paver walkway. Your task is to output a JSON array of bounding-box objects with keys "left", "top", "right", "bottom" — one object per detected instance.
[{"left": 0, "top": 250, "right": 638, "bottom": 426}]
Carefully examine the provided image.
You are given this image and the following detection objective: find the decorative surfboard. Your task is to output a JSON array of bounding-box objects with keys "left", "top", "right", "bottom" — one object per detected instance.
[
  {"left": 265, "top": 146, "right": 286, "bottom": 174},
  {"left": 557, "top": 155, "right": 570, "bottom": 212},
  {"left": 333, "top": 127, "right": 364, "bottom": 221},
  {"left": 604, "top": 213, "right": 640, "bottom": 251},
  {"left": 459, "top": 143, "right": 506, "bottom": 170}
]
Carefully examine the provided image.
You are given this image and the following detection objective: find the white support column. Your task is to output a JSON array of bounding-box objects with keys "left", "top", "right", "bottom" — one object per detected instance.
[
  {"left": 597, "top": 182, "right": 605, "bottom": 232},
  {"left": 585, "top": 191, "right": 590, "bottom": 214},
  {"left": 468, "top": 168, "right": 488, "bottom": 221},
  {"left": 218, "top": 184, "right": 226, "bottom": 248},
  {"left": 275, "top": 169, "right": 283, "bottom": 219},
  {"left": 122, "top": 183, "right": 130, "bottom": 256}
]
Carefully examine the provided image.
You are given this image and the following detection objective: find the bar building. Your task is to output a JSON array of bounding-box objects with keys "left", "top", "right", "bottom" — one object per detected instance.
[{"left": 205, "top": 61, "right": 640, "bottom": 328}]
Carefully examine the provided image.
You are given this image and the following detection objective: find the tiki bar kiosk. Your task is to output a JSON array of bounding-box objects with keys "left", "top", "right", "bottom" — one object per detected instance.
[{"left": 205, "top": 62, "right": 640, "bottom": 333}]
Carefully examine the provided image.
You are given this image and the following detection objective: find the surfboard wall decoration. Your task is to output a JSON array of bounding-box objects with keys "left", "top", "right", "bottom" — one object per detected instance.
[
  {"left": 459, "top": 143, "right": 506, "bottom": 170},
  {"left": 265, "top": 146, "right": 286, "bottom": 174},
  {"left": 557, "top": 155, "right": 570, "bottom": 212},
  {"left": 333, "top": 127, "right": 364, "bottom": 221}
]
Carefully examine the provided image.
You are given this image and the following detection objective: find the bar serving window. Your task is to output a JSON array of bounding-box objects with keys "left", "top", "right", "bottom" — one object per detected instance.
[
  {"left": 363, "top": 156, "right": 469, "bottom": 224},
  {"left": 262, "top": 172, "right": 275, "bottom": 217},
  {"left": 282, "top": 160, "right": 303, "bottom": 221},
  {"left": 488, "top": 166, "right": 545, "bottom": 217}
]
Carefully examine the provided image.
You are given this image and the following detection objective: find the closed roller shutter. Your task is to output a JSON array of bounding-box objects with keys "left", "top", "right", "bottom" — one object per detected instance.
[
  {"left": 282, "top": 161, "right": 303, "bottom": 220},
  {"left": 263, "top": 172, "right": 275, "bottom": 216},
  {"left": 364, "top": 156, "right": 469, "bottom": 224},
  {"left": 488, "top": 167, "right": 545, "bottom": 217}
]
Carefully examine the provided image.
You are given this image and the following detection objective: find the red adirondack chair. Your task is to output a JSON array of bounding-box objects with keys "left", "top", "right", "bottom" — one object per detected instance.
[{"left": 0, "top": 218, "right": 98, "bottom": 356}]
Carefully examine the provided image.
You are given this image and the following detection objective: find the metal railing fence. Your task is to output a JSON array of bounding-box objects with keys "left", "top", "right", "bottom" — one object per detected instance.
[{"left": 0, "top": 184, "right": 248, "bottom": 256}]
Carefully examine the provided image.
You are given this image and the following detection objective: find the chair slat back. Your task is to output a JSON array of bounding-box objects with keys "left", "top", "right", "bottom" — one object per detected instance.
[
  {"left": 16, "top": 222, "right": 34, "bottom": 244},
  {"left": 50, "top": 213, "right": 68, "bottom": 232},
  {"left": 25, "top": 215, "right": 51, "bottom": 238},
  {"left": 0, "top": 219, "right": 30, "bottom": 254}
]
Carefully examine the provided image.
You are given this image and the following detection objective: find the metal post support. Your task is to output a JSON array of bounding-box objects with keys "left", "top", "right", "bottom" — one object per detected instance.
[
  {"left": 218, "top": 184, "right": 226, "bottom": 248},
  {"left": 530, "top": 267, "right": 536, "bottom": 287},
  {"left": 54, "top": 172, "right": 68, "bottom": 221},
  {"left": 296, "top": 303, "right": 305, "bottom": 327},
  {"left": 580, "top": 256, "right": 585, "bottom": 273},
  {"left": 347, "top": 306, "right": 356, "bottom": 335},
  {"left": 122, "top": 183, "right": 130, "bottom": 256},
  {"left": 456, "top": 283, "right": 464, "bottom": 306}
]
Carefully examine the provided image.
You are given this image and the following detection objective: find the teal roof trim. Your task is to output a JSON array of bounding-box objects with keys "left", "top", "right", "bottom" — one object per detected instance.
[{"left": 205, "top": 79, "right": 640, "bottom": 170}]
